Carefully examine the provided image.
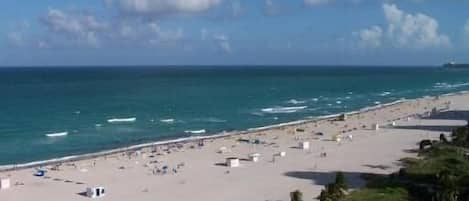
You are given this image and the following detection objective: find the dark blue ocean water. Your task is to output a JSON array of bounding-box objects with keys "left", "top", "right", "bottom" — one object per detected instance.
[{"left": 1, "top": 66, "right": 469, "bottom": 165}]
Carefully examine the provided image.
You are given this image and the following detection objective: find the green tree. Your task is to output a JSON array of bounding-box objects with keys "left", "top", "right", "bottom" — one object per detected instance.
[
  {"left": 317, "top": 172, "right": 348, "bottom": 201},
  {"left": 451, "top": 126, "right": 469, "bottom": 147},
  {"left": 435, "top": 170, "right": 458, "bottom": 201},
  {"left": 290, "top": 190, "right": 303, "bottom": 201},
  {"left": 335, "top": 172, "right": 348, "bottom": 190}
]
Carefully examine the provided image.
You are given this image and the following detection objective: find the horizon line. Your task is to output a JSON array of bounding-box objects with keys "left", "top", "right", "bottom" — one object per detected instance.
[{"left": 0, "top": 64, "right": 442, "bottom": 68}]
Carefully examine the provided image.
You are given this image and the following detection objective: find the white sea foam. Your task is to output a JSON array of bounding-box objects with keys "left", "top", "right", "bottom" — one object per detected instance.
[
  {"left": 379, "top": 91, "right": 392, "bottom": 96},
  {"left": 107, "top": 117, "right": 136, "bottom": 123},
  {"left": 261, "top": 106, "right": 307, "bottom": 114},
  {"left": 434, "top": 82, "right": 469, "bottom": 89},
  {"left": 185, "top": 129, "right": 206, "bottom": 134},
  {"left": 251, "top": 112, "right": 265, "bottom": 116},
  {"left": 45, "top": 132, "right": 68, "bottom": 137},
  {"left": 197, "top": 117, "right": 227, "bottom": 123},
  {"left": 160, "top": 119, "right": 175, "bottom": 123},
  {"left": 286, "top": 99, "right": 306, "bottom": 105}
]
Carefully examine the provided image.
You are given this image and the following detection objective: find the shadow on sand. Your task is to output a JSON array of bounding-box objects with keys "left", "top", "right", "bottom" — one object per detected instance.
[
  {"left": 76, "top": 192, "right": 88, "bottom": 197},
  {"left": 389, "top": 110, "right": 469, "bottom": 132},
  {"left": 283, "top": 171, "right": 381, "bottom": 189},
  {"left": 424, "top": 110, "right": 469, "bottom": 121},
  {"left": 392, "top": 125, "right": 460, "bottom": 132}
]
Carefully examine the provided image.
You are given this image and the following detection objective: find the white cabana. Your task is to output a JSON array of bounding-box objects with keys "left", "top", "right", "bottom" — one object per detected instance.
[
  {"left": 226, "top": 157, "right": 240, "bottom": 167},
  {"left": 299, "top": 141, "right": 310, "bottom": 150},
  {"left": 372, "top": 123, "right": 380, "bottom": 131},
  {"left": 86, "top": 187, "right": 106, "bottom": 198},
  {"left": 249, "top": 153, "right": 260, "bottom": 162},
  {"left": 391, "top": 121, "right": 396, "bottom": 126},
  {"left": 0, "top": 178, "right": 10, "bottom": 190}
]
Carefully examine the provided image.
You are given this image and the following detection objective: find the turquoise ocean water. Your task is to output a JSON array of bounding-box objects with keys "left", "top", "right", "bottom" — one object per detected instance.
[{"left": 1, "top": 66, "right": 469, "bottom": 165}]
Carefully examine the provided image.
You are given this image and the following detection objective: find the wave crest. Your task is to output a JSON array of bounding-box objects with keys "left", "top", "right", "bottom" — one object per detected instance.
[{"left": 261, "top": 106, "right": 307, "bottom": 114}]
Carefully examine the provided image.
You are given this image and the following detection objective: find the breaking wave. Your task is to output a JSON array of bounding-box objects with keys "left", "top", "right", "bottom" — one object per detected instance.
[{"left": 261, "top": 106, "right": 307, "bottom": 114}]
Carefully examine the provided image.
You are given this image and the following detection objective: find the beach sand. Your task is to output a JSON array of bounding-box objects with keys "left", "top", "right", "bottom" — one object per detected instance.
[{"left": 1, "top": 93, "right": 469, "bottom": 201}]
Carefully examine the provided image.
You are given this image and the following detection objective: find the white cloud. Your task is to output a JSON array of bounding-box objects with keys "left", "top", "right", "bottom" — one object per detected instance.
[
  {"left": 264, "top": 0, "right": 281, "bottom": 16},
  {"left": 213, "top": 33, "right": 231, "bottom": 53},
  {"left": 231, "top": 1, "right": 242, "bottom": 17},
  {"left": 41, "top": 8, "right": 107, "bottom": 47},
  {"left": 198, "top": 29, "right": 231, "bottom": 53},
  {"left": 304, "top": 0, "right": 332, "bottom": 6},
  {"left": 354, "top": 3, "right": 450, "bottom": 49},
  {"left": 382, "top": 3, "right": 450, "bottom": 48},
  {"left": 305, "top": 0, "right": 426, "bottom": 6},
  {"left": 37, "top": 40, "right": 51, "bottom": 49},
  {"left": 357, "top": 26, "right": 383, "bottom": 48},
  {"left": 464, "top": 20, "right": 469, "bottom": 41},
  {"left": 112, "top": 0, "right": 221, "bottom": 16},
  {"left": 304, "top": 0, "right": 368, "bottom": 6},
  {"left": 148, "top": 22, "right": 184, "bottom": 43},
  {"left": 7, "top": 32, "right": 25, "bottom": 47},
  {"left": 38, "top": 8, "right": 187, "bottom": 48},
  {"left": 117, "top": 23, "right": 138, "bottom": 40}
]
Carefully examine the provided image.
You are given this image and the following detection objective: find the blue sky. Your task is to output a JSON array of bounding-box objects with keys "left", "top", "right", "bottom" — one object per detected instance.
[{"left": 1, "top": 0, "right": 469, "bottom": 66}]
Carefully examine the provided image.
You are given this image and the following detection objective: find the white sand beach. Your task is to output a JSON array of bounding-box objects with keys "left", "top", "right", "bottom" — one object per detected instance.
[{"left": 1, "top": 93, "right": 469, "bottom": 201}]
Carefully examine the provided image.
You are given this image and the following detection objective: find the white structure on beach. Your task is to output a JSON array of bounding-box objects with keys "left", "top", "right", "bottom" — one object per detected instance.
[
  {"left": 332, "top": 134, "right": 342, "bottom": 142},
  {"left": 373, "top": 123, "right": 380, "bottom": 131},
  {"left": 218, "top": 147, "right": 229, "bottom": 154},
  {"left": 249, "top": 153, "right": 260, "bottom": 162},
  {"left": 299, "top": 141, "right": 310, "bottom": 150},
  {"left": 0, "top": 178, "right": 10, "bottom": 190},
  {"left": 279, "top": 151, "right": 286, "bottom": 157},
  {"left": 86, "top": 187, "right": 106, "bottom": 198},
  {"left": 226, "top": 157, "right": 240, "bottom": 167},
  {"left": 339, "top": 113, "right": 347, "bottom": 121}
]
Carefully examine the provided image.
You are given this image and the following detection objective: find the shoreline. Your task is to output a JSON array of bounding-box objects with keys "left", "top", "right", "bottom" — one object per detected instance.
[
  {"left": 2, "top": 90, "right": 468, "bottom": 201},
  {"left": 1, "top": 91, "right": 465, "bottom": 172}
]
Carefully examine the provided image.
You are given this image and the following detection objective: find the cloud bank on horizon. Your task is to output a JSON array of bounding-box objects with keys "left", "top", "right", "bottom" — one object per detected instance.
[{"left": 1, "top": 0, "right": 469, "bottom": 66}]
